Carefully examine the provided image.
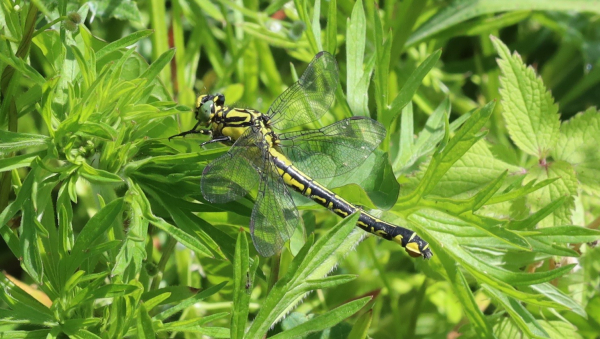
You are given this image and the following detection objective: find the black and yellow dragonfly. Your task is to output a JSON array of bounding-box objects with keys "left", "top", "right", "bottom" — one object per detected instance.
[{"left": 170, "top": 51, "right": 432, "bottom": 259}]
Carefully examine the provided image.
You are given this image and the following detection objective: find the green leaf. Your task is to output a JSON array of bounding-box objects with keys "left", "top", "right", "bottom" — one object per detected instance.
[
  {"left": 0, "top": 272, "right": 54, "bottom": 325},
  {"left": 77, "top": 122, "right": 117, "bottom": 141},
  {"left": 483, "top": 284, "right": 549, "bottom": 338},
  {"left": 347, "top": 309, "right": 372, "bottom": 339},
  {"left": 231, "top": 229, "right": 251, "bottom": 339},
  {"left": 96, "top": 30, "right": 154, "bottom": 60},
  {"left": 525, "top": 160, "right": 578, "bottom": 227},
  {"left": 397, "top": 101, "right": 495, "bottom": 205},
  {"left": 552, "top": 107, "right": 600, "bottom": 195},
  {"left": 68, "top": 198, "right": 124, "bottom": 273},
  {"left": 246, "top": 213, "right": 364, "bottom": 337},
  {"left": 346, "top": 0, "right": 369, "bottom": 116},
  {"left": 0, "top": 151, "right": 44, "bottom": 173},
  {"left": 270, "top": 297, "right": 371, "bottom": 339},
  {"left": 404, "top": 140, "right": 521, "bottom": 199},
  {"left": 408, "top": 0, "right": 600, "bottom": 47},
  {"left": 20, "top": 199, "right": 43, "bottom": 283},
  {"left": 0, "top": 52, "right": 46, "bottom": 86},
  {"left": 530, "top": 283, "right": 587, "bottom": 318},
  {"left": 158, "top": 314, "right": 229, "bottom": 337},
  {"left": 153, "top": 282, "right": 227, "bottom": 321},
  {"left": 0, "top": 131, "right": 49, "bottom": 155},
  {"left": 79, "top": 284, "right": 139, "bottom": 302},
  {"left": 384, "top": 50, "right": 441, "bottom": 127},
  {"left": 79, "top": 163, "right": 123, "bottom": 184},
  {"left": 140, "top": 48, "right": 176, "bottom": 83},
  {"left": 329, "top": 150, "right": 400, "bottom": 210},
  {"left": 112, "top": 195, "right": 148, "bottom": 279},
  {"left": 137, "top": 304, "right": 155, "bottom": 339},
  {"left": 492, "top": 35, "right": 560, "bottom": 158},
  {"left": 88, "top": 0, "right": 142, "bottom": 22},
  {"left": 326, "top": 0, "right": 337, "bottom": 54}
]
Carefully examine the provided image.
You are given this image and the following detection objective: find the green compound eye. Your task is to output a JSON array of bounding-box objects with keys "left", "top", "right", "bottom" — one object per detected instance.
[{"left": 199, "top": 100, "right": 214, "bottom": 122}]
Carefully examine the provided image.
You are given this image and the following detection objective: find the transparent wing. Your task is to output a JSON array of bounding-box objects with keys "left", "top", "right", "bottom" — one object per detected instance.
[
  {"left": 201, "top": 130, "right": 263, "bottom": 203},
  {"left": 268, "top": 51, "right": 339, "bottom": 131},
  {"left": 201, "top": 127, "right": 301, "bottom": 257},
  {"left": 278, "top": 117, "right": 386, "bottom": 179},
  {"left": 250, "top": 159, "right": 302, "bottom": 257}
]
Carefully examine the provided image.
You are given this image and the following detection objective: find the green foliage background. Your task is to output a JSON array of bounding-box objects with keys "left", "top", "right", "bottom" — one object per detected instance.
[{"left": 1, "top": 0, "right": 600, "bottom": 338}]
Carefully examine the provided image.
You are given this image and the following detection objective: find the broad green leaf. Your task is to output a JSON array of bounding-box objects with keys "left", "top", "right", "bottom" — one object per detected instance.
[
  {"left": 492, "top": 35, "right": 560, "bottom": 158},
  {"left": 269, "top": 297, "right": 371, "bottom": 339},
  {"left": 403, "top": 140, "right": 521, "bottom": 199},
  {"left": 552, "top": 107, "right": 600, "bottom": 195},
  {"left": 483, "top": 284, "right": 549, "bottom": 338},
  {"left": 329, "top": 150, "right": 400, "bottom": 210},
  {"left": 525, "top": 161, "right": 578, "bottom": 227}
]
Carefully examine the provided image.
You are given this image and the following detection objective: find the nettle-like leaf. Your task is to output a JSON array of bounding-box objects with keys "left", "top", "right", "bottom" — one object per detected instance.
[
  {"left": 552, "top": 107, "right": 600, "bottom": 196},
  {"left": 492, "top": 35, "right": 560, "bottom": 159},
  {"left": 492, "top": 36, "right": 582, "bottom": 227},
  {"left": 525, "top": 161, "right": 578, "bottom": 227}
]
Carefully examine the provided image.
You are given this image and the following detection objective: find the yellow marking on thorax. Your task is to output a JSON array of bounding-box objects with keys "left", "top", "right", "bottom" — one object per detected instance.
[{"left": 221, "top": 126, "right": 249, "bottom": 141}]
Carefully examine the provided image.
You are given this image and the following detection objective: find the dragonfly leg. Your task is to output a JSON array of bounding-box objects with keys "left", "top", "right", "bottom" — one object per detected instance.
[
  {"left": 168, "top": 121, "right": 211, "bottom": 141},
  {"left": 201, "top": 136, "right": 232, "bottom": 149}
]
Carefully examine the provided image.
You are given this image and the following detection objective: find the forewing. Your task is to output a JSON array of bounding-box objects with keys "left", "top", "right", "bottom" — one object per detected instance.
[
  {"left": 268, "top": 51, "right": 339, "bottom": 131},
  {"left": 278, "top": 117, "right": 386, "bottom": 179},
  {"left": 250, "top": 160, "right": 302, "bottom": 257},
  {"left": 201, "top": 130, "right": 263, "bottom": 203}
]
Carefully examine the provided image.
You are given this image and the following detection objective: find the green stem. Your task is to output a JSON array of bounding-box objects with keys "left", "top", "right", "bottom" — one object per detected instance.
[
  {"left": 267, "top": 253, "right": 281, "bottom": 293},
  {"left": 0, "top": 3, "right": 38, "bottom": 213},
  {"left": 151, "top": 236, "right": 178, "bottom": 291},
  {"left": 406, "top": 278, "right": 428, "bottom": 337},
  {"left": 32, "top": 16, "right": 68, "bottom": 37}
]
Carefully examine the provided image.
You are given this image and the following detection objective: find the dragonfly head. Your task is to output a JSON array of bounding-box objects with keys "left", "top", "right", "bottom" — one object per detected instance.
[{"left": 195, "top": 93, "right": 226, "bottom": 125}]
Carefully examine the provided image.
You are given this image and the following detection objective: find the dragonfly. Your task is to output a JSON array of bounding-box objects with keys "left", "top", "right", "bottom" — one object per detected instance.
[{"left": 170, "top": 51, "right": 432, "bottom": 259}]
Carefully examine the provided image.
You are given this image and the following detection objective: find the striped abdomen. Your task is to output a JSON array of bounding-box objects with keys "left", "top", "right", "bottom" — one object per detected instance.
[{"left": 269, "top": 148, "right": 432, "bottom": 259}]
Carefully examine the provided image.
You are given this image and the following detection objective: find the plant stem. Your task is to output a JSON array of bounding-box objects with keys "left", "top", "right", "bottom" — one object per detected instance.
[
  {"left": 267, "top": 252, "right": 281, "bottom": 293},
  {"left": 0, "top": 3, "right": 38, "bottom": 213}
]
